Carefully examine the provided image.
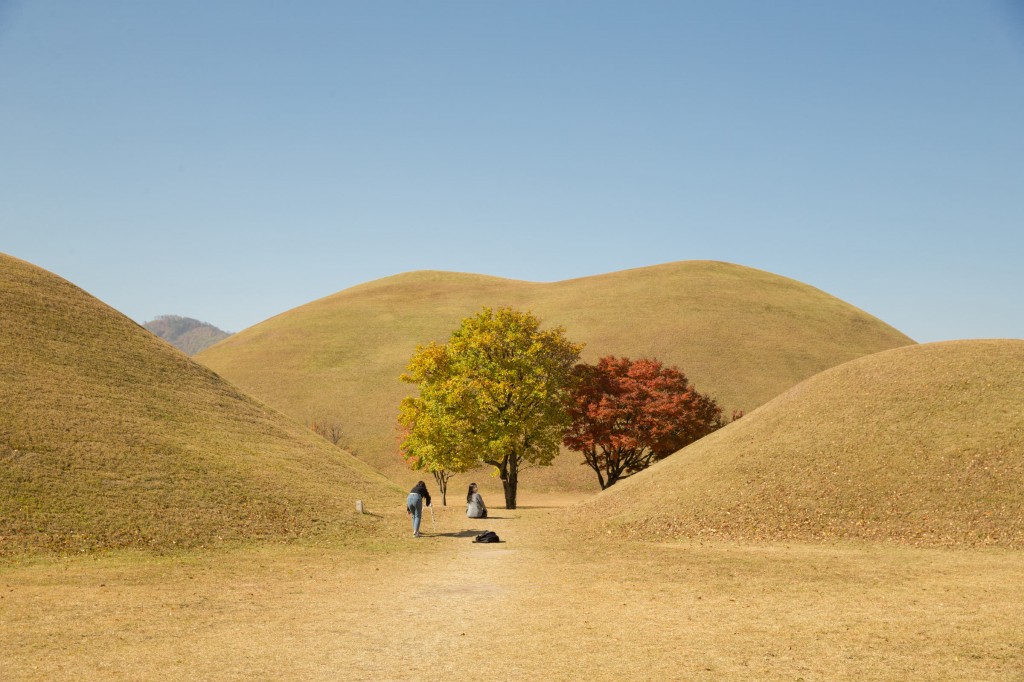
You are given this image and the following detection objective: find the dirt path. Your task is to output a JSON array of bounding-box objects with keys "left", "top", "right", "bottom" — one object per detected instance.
[
  {"left": 340, "top": 504, "right": 527, "bottom": 679},
  {"left": 3, "top": 498, "right": 1024, "bottom": 680},
  {"left": 348, "top": 499, "right": 685, "bottom": 680}
]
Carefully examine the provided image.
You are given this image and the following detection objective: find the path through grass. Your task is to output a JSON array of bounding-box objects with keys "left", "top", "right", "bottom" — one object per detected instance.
[{"left": 2, "top": 499, "right": 1022, "bottom": 680}]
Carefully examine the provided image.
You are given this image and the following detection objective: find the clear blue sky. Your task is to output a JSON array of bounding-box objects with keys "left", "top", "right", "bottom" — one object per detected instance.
[{"left": 2, "top": 1, "right": 1022, "bottom": 341}]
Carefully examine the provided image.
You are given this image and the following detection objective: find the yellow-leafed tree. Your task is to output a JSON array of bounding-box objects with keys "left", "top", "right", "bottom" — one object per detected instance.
[{"left": 399, "top": 307, "right": 583, "bottom": 509}]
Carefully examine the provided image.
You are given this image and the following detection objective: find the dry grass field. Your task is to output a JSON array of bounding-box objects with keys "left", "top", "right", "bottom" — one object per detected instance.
[
  {"left": 2, "top": 499, "right": 1022, "bottom": 681},
  {"left": 0, "top": 253, "right": 398, "bottom": 555},
  {"left": 4, "top": 255, "right": 1020, "bottom": 679},
  {"left": 587, "top": 339, "right": 1024, "bottom": 548},
  {"left": 197, "top": 261, "right": 914, "bottom": 491}
]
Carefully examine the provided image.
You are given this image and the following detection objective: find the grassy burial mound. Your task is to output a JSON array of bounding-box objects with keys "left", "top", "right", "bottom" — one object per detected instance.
[
  {"left": 196, "top": 261, "right": 914, "bottom": 489},
  {"left": 587, "top": 339, "right": 1024, "bottom": 547},
  {"left": 0, "top": 254, "right": 398, "bottom": 556}
]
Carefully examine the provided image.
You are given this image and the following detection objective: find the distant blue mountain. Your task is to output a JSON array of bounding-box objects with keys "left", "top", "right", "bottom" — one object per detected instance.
[{"left": 143, "top": 315, "right": 231, "bottom": 355}]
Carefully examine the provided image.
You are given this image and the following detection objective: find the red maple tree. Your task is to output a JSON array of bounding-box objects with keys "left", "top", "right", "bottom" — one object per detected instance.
[{"left": 563, "top": 356, "right": 736, "bottom": 489}]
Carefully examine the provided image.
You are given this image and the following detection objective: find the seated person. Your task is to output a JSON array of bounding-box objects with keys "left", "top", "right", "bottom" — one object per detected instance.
[{"left": 466, "top": 482, "right": 487, "bottom": 519}]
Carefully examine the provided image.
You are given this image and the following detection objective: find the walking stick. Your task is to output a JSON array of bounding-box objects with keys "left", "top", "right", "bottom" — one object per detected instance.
[{"left": 428, "top": 504, "right": 436, "bottom": 533}]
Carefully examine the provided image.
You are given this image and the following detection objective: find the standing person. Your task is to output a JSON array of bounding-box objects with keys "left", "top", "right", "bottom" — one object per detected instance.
[
  {"left": 406, "top": 480, "right": 432, "bottom": 537},
  {"left": 466, "top": 482, "right": 487, "bottom": 519}
]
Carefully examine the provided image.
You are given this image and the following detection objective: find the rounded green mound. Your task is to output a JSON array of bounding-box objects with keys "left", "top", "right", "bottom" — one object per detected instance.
[
  {"left": 0, "top": 254, "right": 398, "bottom": 556},
  {"left": 586, "top": 340, "right": 1024, "bottom": 547},
  {"left": 197, "top": 261, "right": 914, "bottom": 490}
]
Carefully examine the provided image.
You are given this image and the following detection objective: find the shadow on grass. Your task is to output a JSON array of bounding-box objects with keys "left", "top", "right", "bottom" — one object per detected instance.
[{"left": 424, "top": 530, "right": 487, "bottom": 538}]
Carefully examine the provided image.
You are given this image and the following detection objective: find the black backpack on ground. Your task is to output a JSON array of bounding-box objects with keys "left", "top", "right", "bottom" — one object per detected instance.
[{"left": 473, "top": 530, "right": 500, "bottom": 543}]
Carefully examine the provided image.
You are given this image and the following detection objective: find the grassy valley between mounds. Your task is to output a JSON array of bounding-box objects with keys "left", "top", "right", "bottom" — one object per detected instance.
[
  {"left": 584, "top": 339, "right": 1024, "bottom": 548},
  {"left": 1, "top": 254, "right": 1021, "bottom": 679},
  {"left": 197, "top": 261, "right": 915, "bottom": 491},
  {"left": 2, "top": 501, "right": 1022, "bottom": 680},
  {"left": 0, "top": 253, "right": 399, "bottom": 557}
]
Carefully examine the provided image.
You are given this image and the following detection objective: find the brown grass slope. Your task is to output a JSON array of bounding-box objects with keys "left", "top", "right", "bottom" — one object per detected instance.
[
  {"left": 197, "top": 261, "right": 914, "bottom": 490},
  {"left": 0, "top": 254, "right": 398, "bottom": 557},
  {"left": 585, "top": 339, "right": 1024, "bottom": 547}
]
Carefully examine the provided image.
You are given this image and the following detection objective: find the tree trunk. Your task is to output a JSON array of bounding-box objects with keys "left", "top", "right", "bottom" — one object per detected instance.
[
  {"left": 502, "top": 469, "right": 517, "bottom": 509},
  {"left": 603, "top": 447, "right": 634, "bottom": 489},
  {"left": 584, "top": 447, "right": 607, "bottom": 490},
  {"left": 502, "top": 451, "right": 519, "bottom": 509},
  {"left": 432, "top": 469, "right": 449, "bottom": 506},
  {"left": 605, "top": 457, "right": 623, "bottom": 488}
]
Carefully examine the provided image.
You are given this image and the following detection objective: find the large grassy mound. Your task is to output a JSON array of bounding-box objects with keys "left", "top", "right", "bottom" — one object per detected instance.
[
  {"left": 0, "top": 254, "right": 398, "bottom": 556},
  {"left": 197, "top": 261, "right": 914, "bottom": 490},
  {"left": 585, "top": 339, "right": 1024, "bottom": 547}
]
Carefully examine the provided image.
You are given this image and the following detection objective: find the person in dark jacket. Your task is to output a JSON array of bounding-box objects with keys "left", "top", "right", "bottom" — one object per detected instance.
[
  {"left": 466, "top": 482, "right": 487, "bottom": 519},
  {"left": 406, "top": 481, "right": 432, "bottom": 537}
]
